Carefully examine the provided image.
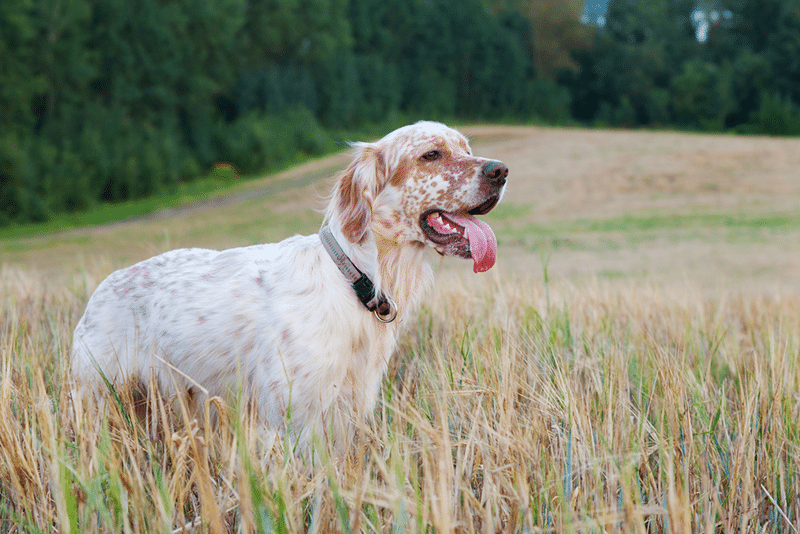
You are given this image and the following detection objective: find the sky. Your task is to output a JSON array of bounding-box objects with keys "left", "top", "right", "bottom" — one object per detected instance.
[{"left": 583, "top": 0, "right": 609, "bottom": 25}]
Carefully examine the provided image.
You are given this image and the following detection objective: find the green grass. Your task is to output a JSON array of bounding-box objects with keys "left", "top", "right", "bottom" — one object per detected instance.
[
  {"left": 567, "top": 211, "right": 800, "bottom": 233},
  {"left": 508, "top": 210, "right": 800, "bottom": 235},
  {"left": 483, "top": 202, "right": 532, "bottom": 221},
  {"left": 495, "top": 208, "right": 800, "bottom": 253},
  {"left": 0, "top": 176, "right": 249, "bottom": 240}
]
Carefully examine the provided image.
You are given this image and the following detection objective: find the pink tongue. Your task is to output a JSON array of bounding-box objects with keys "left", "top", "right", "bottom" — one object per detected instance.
[{"left": 442, "top": 213, "right": 497, "bottom": 273}]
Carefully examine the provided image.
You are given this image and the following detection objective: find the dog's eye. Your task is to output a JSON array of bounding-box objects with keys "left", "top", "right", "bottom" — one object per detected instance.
[{"left": 422, "top": 150, "right": 440, "bottom": 161}]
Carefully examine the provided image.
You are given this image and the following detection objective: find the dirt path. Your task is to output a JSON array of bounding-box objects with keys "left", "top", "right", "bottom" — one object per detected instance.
[{"left": 59, "top": 151, "right": 353, "bottom": 236}]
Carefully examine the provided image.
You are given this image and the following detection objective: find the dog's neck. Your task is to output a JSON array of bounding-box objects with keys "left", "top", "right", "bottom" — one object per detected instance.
[
  {"left": 326, "top": 225, "right": 380, "bottom": 283},
  {"left": 374, "top": 235, "right": 432, "bottom": 322},
  {"left": 326, "top": 225, "right": 432, "bottom": 323}
]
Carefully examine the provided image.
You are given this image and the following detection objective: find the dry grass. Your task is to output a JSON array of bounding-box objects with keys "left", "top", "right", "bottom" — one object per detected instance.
[
  {"left": 2, "top": 262, "right": 799, "bottom": 532},
  {"left": 3, "top": 126, "right": 800, "bottom": 531}
]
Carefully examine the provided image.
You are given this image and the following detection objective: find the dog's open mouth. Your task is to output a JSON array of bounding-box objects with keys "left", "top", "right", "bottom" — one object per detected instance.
[{"left": 420, "top": 195, "right": 500, "bottom": 273}]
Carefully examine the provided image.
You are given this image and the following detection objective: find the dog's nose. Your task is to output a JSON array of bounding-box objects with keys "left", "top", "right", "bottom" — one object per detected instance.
[{"left": 482, "top": 161, "right": 508, "bottom": 186}]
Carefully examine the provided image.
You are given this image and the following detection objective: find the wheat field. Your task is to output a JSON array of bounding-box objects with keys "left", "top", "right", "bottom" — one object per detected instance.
[
  {"left": 1, "top": 263, "right": 799, "bottom": 532},
  {"left": 2, "top": 126, "right": 800, "bottom": 532}
]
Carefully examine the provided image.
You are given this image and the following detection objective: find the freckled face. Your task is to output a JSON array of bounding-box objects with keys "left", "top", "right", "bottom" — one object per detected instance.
[{"left": 373, "top": 124, "right": 506, "bottom": 267}]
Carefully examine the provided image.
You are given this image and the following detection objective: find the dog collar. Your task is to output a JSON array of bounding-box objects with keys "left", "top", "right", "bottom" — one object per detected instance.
[{"left": 319, "top": 226, "right": 397, "bottom": 323}]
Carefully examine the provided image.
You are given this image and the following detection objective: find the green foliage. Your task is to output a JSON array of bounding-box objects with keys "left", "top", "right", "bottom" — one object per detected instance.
[
  {"left": 2, "top": 0, "right": 800, "bottom": 227},
  {"left": 765, "top": 0, "right": 800, "bottom": 104},
  {"left": 670, "top": 58, "right": 734, "bottom": 130},
  {"left": 750, "top": 92, "right": 800, "bottom": 136},
  {"left": 528, "top": 77, "right": 573, "bottom": 123},
  {"left": 725, "top": 50, "right": 773, "bottom": 127},
  {"left": 217, "top": 108, "right": 334, "bottom": 174}
]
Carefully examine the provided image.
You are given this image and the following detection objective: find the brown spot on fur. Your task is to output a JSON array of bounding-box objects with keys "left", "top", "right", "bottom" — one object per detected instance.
[
  {"left": 389, "top": 157, "right": 413, "bottom": 187},
  {"left": 336, "top": 161, "right": 372, "bottom": 243}
]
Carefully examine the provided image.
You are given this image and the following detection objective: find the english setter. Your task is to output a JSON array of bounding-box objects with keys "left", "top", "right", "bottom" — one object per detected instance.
[{"left": 72, "top": 121, "right": 508, "bottom": 447}]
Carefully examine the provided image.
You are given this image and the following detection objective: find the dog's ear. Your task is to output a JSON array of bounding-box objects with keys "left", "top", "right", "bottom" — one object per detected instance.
[{"left": 329, "top": 143, "right": 385, "bottom": 244}]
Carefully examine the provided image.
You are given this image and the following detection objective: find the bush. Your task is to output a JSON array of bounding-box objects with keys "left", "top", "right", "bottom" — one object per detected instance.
[
  {"left": 750, "top": 92, "right": 800, "bottom": 136},
  {"left": 0, "top": 135, "right": 25, "bottom": 225},
  {"left": 670, "top": 58, "right": 734, "bottom": 130},
  {"left": 528, "top": 76, "right": 573, "bottom": 124},
  {"left": 316, "top": 54, "right": 365, "bottom": 128},
  {"left": 401, "top": 68, "right": 458, "bottom": 120},
  {"left": 284, "top": 107, "right": 336, "bottom": 156},
  {"left": 353, "top": 55, "right": 401, "bottom": 124},
  {"left": 215, "top": 108, "right": 333, "bottom": 175}
]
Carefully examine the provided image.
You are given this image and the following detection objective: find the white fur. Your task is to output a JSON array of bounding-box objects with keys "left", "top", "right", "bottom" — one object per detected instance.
[{"left": 72, "top": 121, "right": 507, "bottom": 448}]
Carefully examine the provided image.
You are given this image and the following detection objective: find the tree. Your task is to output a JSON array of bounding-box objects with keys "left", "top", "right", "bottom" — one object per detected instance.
[
  {"left": 725, "top": 49, "right": 772, "bottom": 127},
  {"left": 240, "top": 0, "right": 351, "bottom": 65},
  {"left": 563, "top": 0, "right": 702, "bottom": 126},
  {"left": 712, "top": 0, "right": 784, "bottom": 54},
  {"left": 670, "top": 57, "right": 734, "bottom": 129},
  {"left": 765, "top": 0, "right": 800, "bottom": 104},
  {"left": 522, "top": 0, "right": 590, "bottom": 77},
  {"left": 703, "top": 0, "right": 800, "bottom": 130}
]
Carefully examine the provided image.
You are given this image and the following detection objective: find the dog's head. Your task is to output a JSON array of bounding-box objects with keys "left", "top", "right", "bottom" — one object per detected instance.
[{"left": 327, "top": 121, "right": 507, "bottom": 273}]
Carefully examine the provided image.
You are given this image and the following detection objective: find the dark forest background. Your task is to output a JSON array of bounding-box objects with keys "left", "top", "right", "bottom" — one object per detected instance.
[{"left": 2, "top": 0, "right": 799, "bottom": 226}]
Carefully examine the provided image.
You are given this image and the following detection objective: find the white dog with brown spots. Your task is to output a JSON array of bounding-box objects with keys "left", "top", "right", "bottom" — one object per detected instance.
[{"left": 72, "top": 121, "right": 508, "bottom": 448}]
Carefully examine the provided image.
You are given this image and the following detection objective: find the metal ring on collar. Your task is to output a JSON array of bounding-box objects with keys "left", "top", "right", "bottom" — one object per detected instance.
[{"left": 375, "top": 296, "right": 398, "bottom": 323}]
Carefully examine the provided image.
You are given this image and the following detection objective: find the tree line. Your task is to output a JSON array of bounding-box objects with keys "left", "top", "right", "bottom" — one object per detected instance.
[{"left": 2, "top": 0, "right": 799, "bottom": 226}]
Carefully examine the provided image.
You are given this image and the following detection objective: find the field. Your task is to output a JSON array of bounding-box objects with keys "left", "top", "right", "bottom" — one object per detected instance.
[{"left": 2, "top": 126, "right": 800, "bottom": 532}]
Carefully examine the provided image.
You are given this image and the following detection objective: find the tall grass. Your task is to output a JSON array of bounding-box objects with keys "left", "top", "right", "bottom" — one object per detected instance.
[{"left": 1, "top": 264, "right": 799, "bottom": 533}]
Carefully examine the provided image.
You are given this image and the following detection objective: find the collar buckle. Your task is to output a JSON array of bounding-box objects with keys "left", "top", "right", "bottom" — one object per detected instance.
[{"left": 320, "top": 226, "right": 397, "bottom": 323}]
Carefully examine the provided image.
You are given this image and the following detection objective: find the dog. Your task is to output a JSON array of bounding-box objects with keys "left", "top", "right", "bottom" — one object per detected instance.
[{"left": 72, "top": 121, "right": 508, "bottom": 447}]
